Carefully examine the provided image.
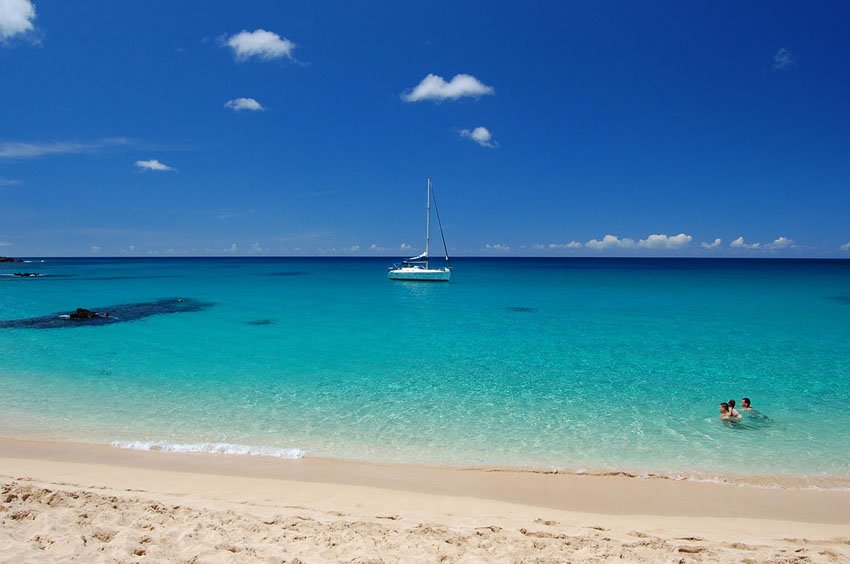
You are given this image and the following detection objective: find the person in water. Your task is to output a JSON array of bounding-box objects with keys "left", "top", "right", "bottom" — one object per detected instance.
[
  {"left": 727, "top": 399, "right": 741, "bottom": 417},
  {"left": 741, "top": 397, "right": 753, "bottom": 411},
  {"left": 719, "top": 402, "right": 741, "bottom": 421}
]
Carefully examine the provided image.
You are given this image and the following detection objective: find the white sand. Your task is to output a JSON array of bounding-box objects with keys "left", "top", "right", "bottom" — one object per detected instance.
[{"left": 2, "top": 438, "right": 849, "bottom": 562}]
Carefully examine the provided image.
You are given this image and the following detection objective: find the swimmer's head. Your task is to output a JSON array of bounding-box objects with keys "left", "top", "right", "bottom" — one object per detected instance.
[
  {"left": 741, "top": 397, "right": 751, "bottom": 408},
  {"left": 728, "top": 399, "right": 736, "bottom": 408},
  {"left": 719, "top": 402, "right": 730, "bottom": 413}
]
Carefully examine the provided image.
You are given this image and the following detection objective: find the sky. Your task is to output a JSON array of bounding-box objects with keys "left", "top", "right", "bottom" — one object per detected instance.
[{"left": 1, "top": 0, "right": 849, "bottom": 257}]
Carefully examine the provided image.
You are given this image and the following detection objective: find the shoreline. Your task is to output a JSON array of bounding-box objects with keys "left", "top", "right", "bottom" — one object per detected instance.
[
  {"left": 3, "top": 437, "right": 850, "bottom": 561},
  {"left": 8, "top": 432, "right": 850, "bottom": 492},
  {"left": 3, "top": 436, "right": 850, "bottom": 523}
]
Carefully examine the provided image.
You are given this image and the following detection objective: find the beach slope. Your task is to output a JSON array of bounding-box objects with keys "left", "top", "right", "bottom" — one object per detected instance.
[{"left": 2, "top": 438, "right": 849, "bottom": 562}]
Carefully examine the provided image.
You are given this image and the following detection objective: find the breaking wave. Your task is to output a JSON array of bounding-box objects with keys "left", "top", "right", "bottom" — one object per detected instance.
[{"left": 110, "top": 440, "right": 306, "bottom": 459}]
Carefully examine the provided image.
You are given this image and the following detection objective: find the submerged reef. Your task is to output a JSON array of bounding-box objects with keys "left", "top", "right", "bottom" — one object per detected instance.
[
  {"left": 0, "top": 298, "right": 213, "bottom": 329},
  {"left": 246, "top": 319, "right": 275, "bottom": 326},
  {"left": 829, "top": 294, "right": 850, "bottom": 305}
]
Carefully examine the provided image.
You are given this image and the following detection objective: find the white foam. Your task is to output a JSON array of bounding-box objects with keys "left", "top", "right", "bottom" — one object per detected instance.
[{"left": 110, "top": 440, "right": 305, "bottom": 459}]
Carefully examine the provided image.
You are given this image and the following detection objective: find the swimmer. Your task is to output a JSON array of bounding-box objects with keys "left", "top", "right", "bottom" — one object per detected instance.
[
  {"left": 719, "top": 402, "right": 741, "bottom": 421},
  {"left": 727, "top": 399, "right": 740, "bottom": 417},
  {"left": 741, "top": 397, "right": 754, "bottom": 411}
]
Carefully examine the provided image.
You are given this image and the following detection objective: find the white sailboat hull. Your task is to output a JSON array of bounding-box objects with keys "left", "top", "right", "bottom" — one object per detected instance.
[{"left": 387, "top": 267, "right": 451, "bottom": 282}]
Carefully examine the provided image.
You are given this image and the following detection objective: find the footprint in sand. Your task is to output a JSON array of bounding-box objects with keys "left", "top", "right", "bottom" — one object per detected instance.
[{"left": 533, "top": 518, "right": 558, "bottom": 526}]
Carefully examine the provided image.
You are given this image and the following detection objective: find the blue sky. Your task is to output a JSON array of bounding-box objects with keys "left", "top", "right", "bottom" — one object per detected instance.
[{"left": 1, "top": 1, "right": 849, "bottom": 257}]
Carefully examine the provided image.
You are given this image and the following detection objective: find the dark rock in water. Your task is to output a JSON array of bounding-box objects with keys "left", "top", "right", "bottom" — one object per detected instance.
[
  {"left": 70, "top": 308, "right": 100, "bottom": 319},
  {"left": 268, "top": 271, "right": 310, "bottom": 277},
  {"left": 508, "top": 306, "right": 536, "bottom": 313},
  {"left": 246, "top": 319, "right": 275, "bottom": 326},
  {"left": 829, "top": 294, "right": 850, "bottom": 305},
  {"left": 0, "top": 256, "right": 22, "bottom": 263},
  {"left": 0, "top": 298, "right": 213, "bottom": 329},
  {"left": 13, "top": 272, "right": 42, "bottom": 277}
]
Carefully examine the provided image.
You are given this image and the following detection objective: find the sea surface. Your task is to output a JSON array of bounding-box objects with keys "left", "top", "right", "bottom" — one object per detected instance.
[{"left": 2, "top": 257, "right": 850, "bottom": 484}]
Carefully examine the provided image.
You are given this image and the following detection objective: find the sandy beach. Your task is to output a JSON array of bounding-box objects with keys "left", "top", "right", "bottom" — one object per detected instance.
[{"left": 1, "top": 438, "right": 849, "bottom": 562}]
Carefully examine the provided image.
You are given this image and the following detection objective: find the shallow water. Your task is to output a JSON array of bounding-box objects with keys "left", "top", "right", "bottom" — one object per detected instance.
[{"left": 1, "top": 257, "right": 849, "bottom": 481}]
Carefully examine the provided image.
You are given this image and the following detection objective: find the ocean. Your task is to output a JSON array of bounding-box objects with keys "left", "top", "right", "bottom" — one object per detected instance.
[{"left": 2, "top": 257, "right": 849, "bottom": 485}]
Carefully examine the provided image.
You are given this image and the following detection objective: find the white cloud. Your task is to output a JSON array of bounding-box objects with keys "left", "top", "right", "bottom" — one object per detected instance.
[
  {"left": 225, "top": 98, "right": 264, "bottom": 112},
  {"left": 701, "top": 238, "right": 722, "bottom": 249},
  {"left": 585, "top": 233, "right": 693, "bottom": 251},
  {"left": 226, "top": 29, "right": 295, "bottom": 61},
  {"left": 227, "top": 243, "right": 238, "bottom": 253},
  {"left": 0, "top": 0, "right": 36, "bottom": 41},
  {"left": 348, "top": 245, "right": 360, "bottom": 252},
  {"left": 841, "top": 242, "right": 850, "bottom": 252},
  {"left": 400, "top": 243, "right": 412, "bottom": 250},
  {"left": 250, "top": 242, "right": 264, "bottom": 252},
  {"left": 769, "top": 236, "right": 794, "bottom": 249},
  {"left": 586, "top": 235, "right": 636, "bottom": 250},
  {"left": 459, "top": 126, "right": 497, "bottom": 148},
  {"left": 0, "top": 240, "right": 12, "bottom": 247},
  {"left": 402, "top": 73, "right": 494, "bottom": 102},
  {"left": 773, "top": 48, "right": 795, "bottom": 71},
  {"left": 0, "top": 177, "right": 19, "bottom": 186},
  {"left": 135, "top": 159, "right": 175, "bottom": 172},
  {"left": 638, "top": 233, "right": 692, "bottom": 249},
  {"left": 730, "top": 236, "right": 760, "bottom": 250},
  {"left": 0, "top": 137, "right": 130, "bottom": 158},
  {"left": 485, "top": 243, "right": 510, "bottom": 251},
  {"left": 90, "top": 245, "right": 101, "bottom": 254},
  {"left": 548, "top": 241, "right": 582, "bottom": 249}
]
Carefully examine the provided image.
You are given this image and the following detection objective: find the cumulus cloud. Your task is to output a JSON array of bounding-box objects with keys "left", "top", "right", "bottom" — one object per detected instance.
[
  {"left": 841, "top": 242, "right": 850, "bottom": 252},
  {"left": 730, "top": 236, "right": 760, "bottom": 250},
  {"left": 89, "top": 245, "right": 101, "bottom": 254},
  {"left": 485, "top": 243, "right": 510, "bottom": 251},
  {"left": 585, "top": 233, "right": 693, "bottom": 251},
  {"left": 0, "top": 240, "right": 12, "bottom": 247},
  {"left": 224, "top": 97, "right": 264, "bottom": 111},
  {"left": 769, "top": 236, "right": 794, "bottom": 249},
  {"left": 548, "top": 241, "right": 582, "bottom": 249},
  {"left": 226, "top": 29, "right": 295, "bottom": 61},
  {"left": 227, "top": 243, "right": 238, "bottom": 253},
  {"left": 402, "top": 73, "right": 494, "bottom": 102},
  {"left": 135, "top": 159, "right": 175, "bottom": 172},
  {"left": 0, "top": 137, "right": 130, "bottom": 158},
  {"left": 400, "top": 243, "right": 412, "bottom": 250},
  {"left": 639, "top": 233, "right": 692, "bottom": 249},
  {"left": 701, "top": 238, "right": 722, "bottom": 249},
  {"left": 347, "top": 245, "right": 360, "bottom": 252},
  {"left": 586, "top": 235, "right": 636, "bottom": 250},
  {"left": 250, "top": 242, "right": 264, "bottom": 252},
  {"left": 459, "top": 126, "right": 497, "bottom": 148},
  {"left": 0, "top": 177, "right": 19, "bottom": 186},
  {"left": 0, "top": 0, "right": 36, "bottom": 41},
  {"left": 773, "top": 48, "right": 795, "bottom": 71}
]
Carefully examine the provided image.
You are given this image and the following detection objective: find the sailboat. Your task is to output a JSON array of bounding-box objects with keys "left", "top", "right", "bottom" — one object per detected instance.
[{"left": 388, "top": 178, "right": 451, "bottom": 282}]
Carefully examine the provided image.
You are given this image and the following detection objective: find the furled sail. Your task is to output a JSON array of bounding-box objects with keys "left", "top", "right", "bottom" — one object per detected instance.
[{"left": 407, "top": 251, "right": 428, "bottom": 261}]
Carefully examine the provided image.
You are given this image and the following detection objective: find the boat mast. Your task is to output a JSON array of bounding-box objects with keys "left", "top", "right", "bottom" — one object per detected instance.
[{"left": 425, "top": 178, "right": 431, "bottom": 269}]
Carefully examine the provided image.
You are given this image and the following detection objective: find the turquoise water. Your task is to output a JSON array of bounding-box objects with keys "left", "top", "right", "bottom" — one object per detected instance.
[{"left": 2, "top": 258, "right": 850, "bottom": 481}]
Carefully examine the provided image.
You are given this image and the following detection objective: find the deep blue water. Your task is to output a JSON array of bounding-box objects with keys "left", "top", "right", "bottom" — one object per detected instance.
[{"left": 1, "top": 257, "right": 849, "bottom": 482}]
